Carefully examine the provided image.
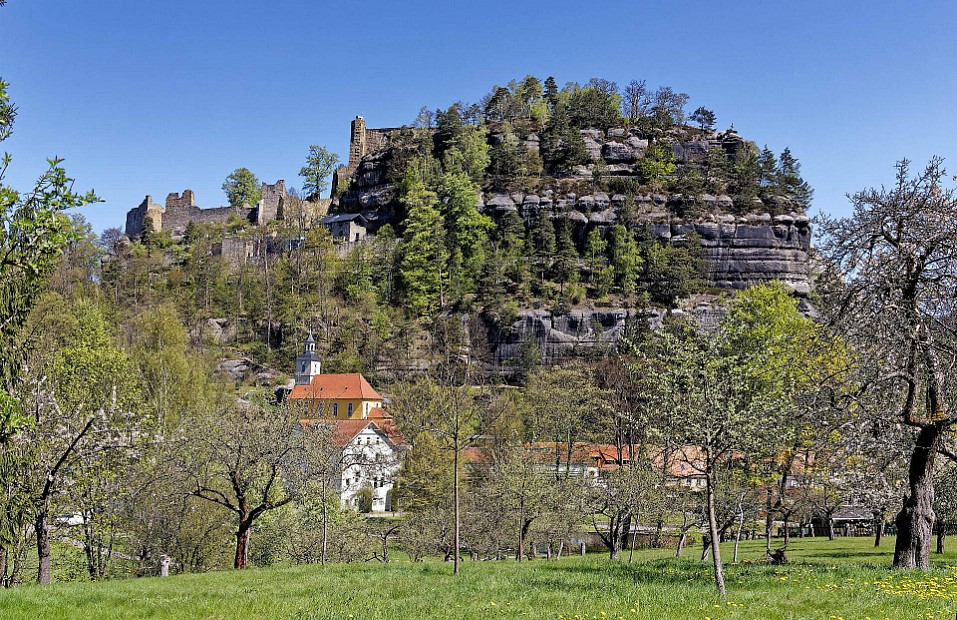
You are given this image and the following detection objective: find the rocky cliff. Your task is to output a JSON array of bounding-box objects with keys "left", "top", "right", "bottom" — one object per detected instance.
[{"left": 336, "top": 124, "right": 813, "bottom": 297}]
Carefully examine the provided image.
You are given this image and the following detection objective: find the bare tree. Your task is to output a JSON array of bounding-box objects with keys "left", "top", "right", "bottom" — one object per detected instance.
[{"left": 818, "top": 157, "right": 957, "bottom": 569}]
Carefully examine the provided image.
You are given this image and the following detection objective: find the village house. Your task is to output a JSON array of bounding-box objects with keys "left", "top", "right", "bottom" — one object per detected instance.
[{"left": 289, "top": 335, "right": 408, "bottom": 513}]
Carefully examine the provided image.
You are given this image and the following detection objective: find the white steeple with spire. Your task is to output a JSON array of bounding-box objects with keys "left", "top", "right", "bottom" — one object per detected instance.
[{"left": 295, "top": 333, "right": 322, "bottom": 385}]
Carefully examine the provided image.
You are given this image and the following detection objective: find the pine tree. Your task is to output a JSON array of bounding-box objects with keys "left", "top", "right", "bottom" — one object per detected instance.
[
  {"left": 777, "top": 147, "right": 813, "bottom": 208},
  {"left": 398, "top": 162, "right": 447, "bottom": 315},
  {"left": 529, "top": 212, "right": 555, "bottom": 286},
  {"left": 553, "top": 216, "right": 579, "bottom": 290},
  {"left": 441, "top": 172, "right": 493, "bottom": 302}
]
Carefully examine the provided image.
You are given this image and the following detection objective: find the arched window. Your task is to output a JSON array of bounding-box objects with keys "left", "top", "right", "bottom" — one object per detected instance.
[
  {"left": 332, "top": 403, "right": 338, "bottom": 417},
  {"left": 347, "top": 403, "right": 354, "bottom": 418}
]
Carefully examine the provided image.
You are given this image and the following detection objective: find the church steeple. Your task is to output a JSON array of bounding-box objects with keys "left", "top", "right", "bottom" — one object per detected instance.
[{"left": 295, "top": 333, "right": 321, "bottom": 385}]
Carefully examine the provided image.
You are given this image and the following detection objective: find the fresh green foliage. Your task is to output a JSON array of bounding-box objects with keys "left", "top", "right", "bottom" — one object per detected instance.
[
  {"left": 222, "top": 167, "right": 261, "bottom": 208},
  {"left": 298, "top": 145, "right": 341, "bottom": 201}
]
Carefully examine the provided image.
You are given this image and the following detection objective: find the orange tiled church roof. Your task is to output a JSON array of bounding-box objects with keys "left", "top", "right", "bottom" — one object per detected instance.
[{"left": 290, "top": 373, "right": 383, "bottom": 401}]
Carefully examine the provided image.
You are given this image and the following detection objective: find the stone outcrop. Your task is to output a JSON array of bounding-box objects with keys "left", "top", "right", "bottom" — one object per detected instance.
[
  {"left": 492, "top": 303, "right": 727, "bottom": 366},
  {"left": 330, "top": 117, "right": 813, "bottom": 295}
]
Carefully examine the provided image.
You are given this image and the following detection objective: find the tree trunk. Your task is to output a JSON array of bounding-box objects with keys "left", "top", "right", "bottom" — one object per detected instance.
[
  {"left": 764, "top": 505, "right": 773, "bottom": 557},
  {"left": 321, "top": 480, "right": 328, "bottom": 566},
  {"left": 676, "top": 531, "right": 685, "bottom": 558},
  {"left": 556, "top": 541, "right": 564, "bottom": 560},
  {"left": 936, "top": 520, "right": 946, "bottom": 555},
  {"left": 733, "top": 513, "right": 744, "bottom": 563},
  {"left": 628, "top": 520, "right": 637, "bottom": 563},
  {"left": 36, "top": 508, "right": 51, "bottom": 585},
  {"left": 783, "top": 515, "right": 791, "bottom": 545},
  {"left": 893, "top": 425, "right": 940, "bottom": 569},
  {"left": 874, "top": 514, "right": 884, "bottom": 548},
  {"left": 517, "top": 500, "right": 525, "bottom": 562},
  {"left": 827, "top": 516, "right": 835, "bottom": 541},
  {"left": 453, "top": 444, "right": 460, "bottom": 575},
  {"left": 235, "top": 521, "right": 251, "bottom": 569},
  {"left": 706, "top": 470, "right": 727, "bottom": 596}
]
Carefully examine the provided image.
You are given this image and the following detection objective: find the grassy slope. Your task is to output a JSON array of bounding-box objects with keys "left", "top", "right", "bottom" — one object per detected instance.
[{"left": 2, "top": 537, "right": 955, "bottom": 619}]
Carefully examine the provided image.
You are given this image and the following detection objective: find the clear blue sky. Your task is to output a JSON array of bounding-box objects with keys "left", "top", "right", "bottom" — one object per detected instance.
[{"left": 2, "top": 1, "right": 955, "bottom": 234}]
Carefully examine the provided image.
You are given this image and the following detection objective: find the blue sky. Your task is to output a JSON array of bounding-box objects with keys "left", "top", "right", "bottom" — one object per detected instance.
[{"left": 2, "top": 1, "right": 955, "bottom": 234}]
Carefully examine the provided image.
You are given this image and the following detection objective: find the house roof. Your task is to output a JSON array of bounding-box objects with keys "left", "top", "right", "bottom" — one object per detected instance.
[
  {"left": 300, "top": 419, "right": 408, "bottom": 448},
  {"left": 289, "top": 373, "right": 383, "bottom": 401},
  {"left": 320, "top": 212, "right": 369, "bottom": 226}
]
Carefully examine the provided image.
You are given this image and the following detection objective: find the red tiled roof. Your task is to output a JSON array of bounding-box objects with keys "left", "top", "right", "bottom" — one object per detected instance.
[
  {"left": 367, "top": 406, "right": 390, "bottom": 419},
  {"left": 300, "top": 418, "right": 409, "bottom": 448},
  {"left": 289, "top": 373, "right": 383, "bottom": 401}
]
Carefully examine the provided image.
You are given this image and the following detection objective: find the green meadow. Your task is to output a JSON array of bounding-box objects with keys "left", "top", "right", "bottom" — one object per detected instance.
[{"left": 2, "top": 536, "right": 956, "bottom": 619}]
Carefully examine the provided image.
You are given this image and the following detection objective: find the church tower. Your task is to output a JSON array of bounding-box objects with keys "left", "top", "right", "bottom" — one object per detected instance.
[{"left": 295, "top": 334, "right": 322, "bottom": 385}]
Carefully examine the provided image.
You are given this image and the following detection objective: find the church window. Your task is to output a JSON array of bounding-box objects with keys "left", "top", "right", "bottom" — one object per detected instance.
[{"left": 348, "top": 403, "right": 354, "bottom": 418}]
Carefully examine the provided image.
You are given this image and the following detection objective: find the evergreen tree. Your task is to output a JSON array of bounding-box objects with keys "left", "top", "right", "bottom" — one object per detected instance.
[
  {"left": 398, "top": 162, "right": 447, "bottom": 316},
  {"left": 585, "top": 227, "right": 613, "bottom": 299},
  {"left": 776, "top": 147, "right": 813, "bottom": 208},
  {"left": 529, "top": 212, "right": 555, "bottom": 286},
  {"left": 553, "top": 216, "right": 579, "bottom": 290},
  {"left": 544, "top": 76, "right": 559, "bottom": 113},
  {"left": 440, "top": 172, "right": 493, "bottom": 302},
  {"left": 757, "top": 146, "right": 779, "bottom": 194}
]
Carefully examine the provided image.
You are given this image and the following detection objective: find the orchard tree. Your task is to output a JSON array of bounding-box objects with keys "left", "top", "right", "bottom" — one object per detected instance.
[
  {"left": 222, "top": 167, "right": 261, "bottom": 208},
  {"left": 299, "top": 145, "right": 340, "bottom": 201},
  {"left": 818, "top": 157, "right": 957, "bottom": 569},
  {"left": 174, "top": 399, "right": 308, "bottom": 569}
]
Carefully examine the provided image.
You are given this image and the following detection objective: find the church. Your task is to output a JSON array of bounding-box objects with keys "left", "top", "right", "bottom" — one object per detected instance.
[{"left": 288, "top": 334, "right": 407, "bottom": 512}]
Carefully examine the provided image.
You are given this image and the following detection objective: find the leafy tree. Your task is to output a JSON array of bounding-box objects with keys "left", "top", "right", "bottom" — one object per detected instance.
[
  {"left": 651, "top": 86, "right": 690, "bottom": 127},
  {"left": 391, "top": 378, "right": 485, "bottom": 575},
  {"left": 0, "top": 80, "right": 98, "bottom": 442},
  {"left": 442, "top": 124, "right": 490, "bottom": 183},
  {"left": 643, "top": 236, "right": 705, "bottom": 307},
  {"left": 638, "top": 142, "right": 677, "bottom": 186},
  {"left": 817, "top": 157, "right": 957, "bottom": 569},
  {"left": 174, "top": 399, "right": 310, "bottom": 569},
  {"left": 585, "top": 227, "right": 611, "bottom": 296},
  {"left": 299, "top": 145, "right": 341, "bottom": 201},
  {"left": 608, "top": 224, "right": 642, "bottom": 295},
  {"left": 566, "top": 79, "right": 623, "bottom": 130},
  {"left": 222, "top": 167, "right": 261, "bottom": 207},
  {"left": 20, "top": 297, "right": 144, "bottom": 584}
]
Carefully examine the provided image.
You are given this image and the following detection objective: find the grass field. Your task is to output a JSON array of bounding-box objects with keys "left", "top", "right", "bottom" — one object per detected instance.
[{"left": 2, "top": 536, "right": 956, "bottom": 619}]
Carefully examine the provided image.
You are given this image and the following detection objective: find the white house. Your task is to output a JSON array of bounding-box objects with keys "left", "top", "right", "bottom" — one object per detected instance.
[{"left": 328, "top": 419, "right": 406, "bottom": 512}]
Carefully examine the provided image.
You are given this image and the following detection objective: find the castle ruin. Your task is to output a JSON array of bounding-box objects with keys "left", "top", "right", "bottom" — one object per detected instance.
[
  {"left": 331, "top": 116, "right": 400, "bottom": 198},
  {"left": 124, "top": 180, "right": 289, "bottom": 239}
]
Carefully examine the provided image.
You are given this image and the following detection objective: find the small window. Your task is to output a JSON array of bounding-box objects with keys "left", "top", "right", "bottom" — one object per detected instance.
[{"left": 347, "top": 403, "right": 354, "bottom": 418}]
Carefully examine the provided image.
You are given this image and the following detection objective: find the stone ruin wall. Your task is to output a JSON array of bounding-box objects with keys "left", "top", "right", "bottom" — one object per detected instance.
[
  {"left": 257, "top": 180, "right": 287, "bottom": 225},
  {"left": 125, "top": 181, "right": 285, "bottom": 239}
]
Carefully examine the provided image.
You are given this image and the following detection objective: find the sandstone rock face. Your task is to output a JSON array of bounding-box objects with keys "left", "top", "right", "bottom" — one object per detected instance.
[
  {"left": 492, "top": 304, "right": 727, "bottom": 365},
  {"left": 334, "top": 123, "right": 812, "bottom": 296}
]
